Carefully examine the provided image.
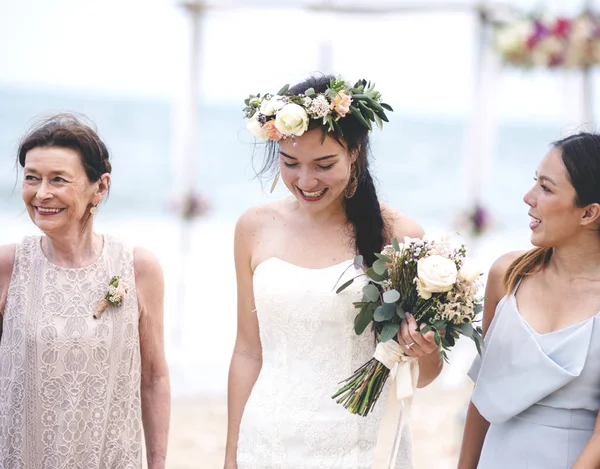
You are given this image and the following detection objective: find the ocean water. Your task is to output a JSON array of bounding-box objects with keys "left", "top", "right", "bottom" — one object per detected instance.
[{"left": 0, "top": 87, "right": 561, "bottom": 396}]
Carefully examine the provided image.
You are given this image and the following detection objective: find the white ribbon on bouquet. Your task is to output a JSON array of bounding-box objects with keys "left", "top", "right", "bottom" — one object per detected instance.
[{"left": 371, "top": 340, "right": 419, "bottom": 469}]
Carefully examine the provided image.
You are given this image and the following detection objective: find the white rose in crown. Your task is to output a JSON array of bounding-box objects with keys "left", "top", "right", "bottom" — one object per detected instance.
[
  {"left": 260, "top": 96, "right": 285, "bottom": 116},
  {"left": 458, "top": 259, "right": 481, "bottom": 284},
  {"left": 246, "top": 115, "right": 268, "bottom": 141},
  {"left": 275, "top": 103, "right": 309, "bottom": 137},
  {"left": 416, "top": 255, "right": 458, "bottom": 299}
]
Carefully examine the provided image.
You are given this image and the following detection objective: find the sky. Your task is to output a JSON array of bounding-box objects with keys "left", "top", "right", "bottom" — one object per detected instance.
[{"left": 0, "top": 0, "right": 598, "bottom": 121}]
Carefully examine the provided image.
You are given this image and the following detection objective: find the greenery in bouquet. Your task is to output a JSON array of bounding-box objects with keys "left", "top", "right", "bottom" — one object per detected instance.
[{"left": 332, "top": 235, "right": 484, "bottom": 416}]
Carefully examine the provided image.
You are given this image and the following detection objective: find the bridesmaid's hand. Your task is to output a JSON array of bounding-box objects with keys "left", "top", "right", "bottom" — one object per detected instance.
[{"left": 396, "top": 312, "right": 438, "bottom": 358}]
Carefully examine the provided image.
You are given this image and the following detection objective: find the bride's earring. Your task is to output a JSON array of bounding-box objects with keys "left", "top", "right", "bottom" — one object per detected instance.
[
  {"left": 270, "top": 172, "right": 280, "bottom": 194},
  {"left": 345, "top": 164, "right": 358, "bottom": 199},
  {"left": 90, "top": 205, "right": 99, "bottom": 216}
]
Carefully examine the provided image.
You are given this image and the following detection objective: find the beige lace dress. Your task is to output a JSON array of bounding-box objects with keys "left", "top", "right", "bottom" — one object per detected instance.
[{"left": 0, "top": 235, "right": 142, "bottom": 469}]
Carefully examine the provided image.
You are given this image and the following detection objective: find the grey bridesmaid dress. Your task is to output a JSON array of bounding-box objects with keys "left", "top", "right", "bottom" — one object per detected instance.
[{"left": 469, "top": 284, "right": 600, "bottom": 468}]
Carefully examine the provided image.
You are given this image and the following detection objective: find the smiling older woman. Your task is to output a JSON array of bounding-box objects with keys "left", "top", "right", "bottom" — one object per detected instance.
[{"left": 0, "top": 114, "right": 170, "bottom": 469}]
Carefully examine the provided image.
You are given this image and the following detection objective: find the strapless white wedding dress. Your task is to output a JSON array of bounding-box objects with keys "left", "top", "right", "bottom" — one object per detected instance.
[{"left": 236, "top": 258, "right": 412, "bottom": 469}]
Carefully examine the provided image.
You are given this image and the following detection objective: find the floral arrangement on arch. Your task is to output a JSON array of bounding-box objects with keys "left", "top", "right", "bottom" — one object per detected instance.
[
  {"left": 454, "top": 203, "right": 494, "bottom": 239},
  {"left": 494, "top": 11, "right": 600, "bottom": 68},
  {"left": 243, "top": 77, "right": 392, "bottom": 142}
]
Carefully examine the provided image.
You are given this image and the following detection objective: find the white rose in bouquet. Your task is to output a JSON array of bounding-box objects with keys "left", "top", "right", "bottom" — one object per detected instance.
[
  {"left": 458, "top": 259, "right": 482, "bottom": 284},
  {"left": 416, "top": 255, "right": 458, "bottom": 300}
]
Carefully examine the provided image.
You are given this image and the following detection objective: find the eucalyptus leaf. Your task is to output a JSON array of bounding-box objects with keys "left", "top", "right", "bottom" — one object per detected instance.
[
  {"left": 374, "top": 253, "right": 393, "bottom": 263},
  {"left": 372, "top": 259, "right": 388, "bottom": 276},
  {"left": 382, "top": 289, "right": 400, "bottom": 304},
  {"left": 474, "top": 303, "right": 483, "bottom": 314},
  {"left": 366, "top": 267, "right": 387, "bottom": 282},
  {"left": 381, "top": 103, "right": 393, "bottom": 111},
  {"left": 380, "top": 323, "right": 400, "bottom": 342},
  {"left": 420, "top": 325, "right": 432, "bottom": 334},
  {"left": 363, "top": 284, "right": 380, "bottom": 302},
  {"left": 433, "top": 320, "right": 446, "bottom": 330},
  {"left": 357, "top": 101, "right": 375, "bottom": 120},
  {"left": 335, "top": 278, "right": 354, "bottom": 294},
  {"left": 460, "top": 322, "right": 474, "bottom": 338},
  {"left": 396, "top": 304, "right": 406, "bottom": 319},
  {"left": 332, "top": 118, "right": 343, "bottom": 134},
  {"left": 320, "top": 128, "right": 327, "bottom": 144},
  {"left": 349, "top": 105, "right": 372, "bottom": 130},
  {"left": 391, "top": 238, "right": 401, "bottom": 251},
  {"left": 353, "top": 255, "right": 364, "bottom": 267},
  {"left": 364, "top": 96, "right": 384, "bottom": 112},
  {"left": 277, "top": 84, "right": 290, "bottom": 95},
  {"left": 304, "top": 87, "right": 315, "bottom": 97},
  {"left": 474, "top": 335, "right": 483, "bottom": 356},
  {"left": 374, "top": 109, "right": 389, "bottom": 122},
  {"left": 373, "top": 303, "right": 395, "bottom": 322},
  {"left": 354, "top": 303, "right": 375, "bottom": 335}
]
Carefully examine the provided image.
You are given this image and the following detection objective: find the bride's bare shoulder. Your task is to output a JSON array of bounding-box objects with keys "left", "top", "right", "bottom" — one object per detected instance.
[
  {"left": 236, "top": 200, "right": 288, "bottom": 230},
  {"left": 234, "top": 200, "right": 292, "bottom": 248},
  {"left": 380, "top": 202, "right": 424, "bottom": 241}
]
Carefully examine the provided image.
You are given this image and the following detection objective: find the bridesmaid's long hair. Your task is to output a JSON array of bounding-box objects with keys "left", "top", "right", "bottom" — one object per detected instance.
[
  {"left": 254, "top": 75, "right": 388, "bottom": 267},
  {"left": 504, "top": 132, "right": 600, "bottom": 292}
]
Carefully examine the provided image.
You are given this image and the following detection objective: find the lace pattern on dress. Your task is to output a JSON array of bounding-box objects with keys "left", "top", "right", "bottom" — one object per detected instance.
[
  {"left": 0, "top": 235, "right": 143, "bottom": 469},
  {"left": 236, "top": 258, "right": 413, "bottom": 469}
]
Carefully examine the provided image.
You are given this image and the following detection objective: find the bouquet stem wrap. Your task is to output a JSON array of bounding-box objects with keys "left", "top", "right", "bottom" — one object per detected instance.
[
  {"left": 372, "top": 341, "right": 419, "bottom": 469},
  {"left": 374, "top": 341, "right": 419, "bottom": 401},
  {"left": 94, "top": 299, "right": 110, "bottom": 320}
]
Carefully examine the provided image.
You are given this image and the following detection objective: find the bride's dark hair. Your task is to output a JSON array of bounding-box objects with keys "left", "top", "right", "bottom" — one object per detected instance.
[{"left": 254, "top": 74, "right": 388, "bottom": 267}]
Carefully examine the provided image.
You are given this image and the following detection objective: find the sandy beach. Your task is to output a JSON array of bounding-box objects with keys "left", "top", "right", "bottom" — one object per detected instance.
[{"left": 161, "top": 371, "right": 473, "bottom": 469}]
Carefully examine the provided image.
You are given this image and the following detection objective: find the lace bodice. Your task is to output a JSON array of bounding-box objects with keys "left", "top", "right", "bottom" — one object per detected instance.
[
  {"left": 0, "top": 235, "right": 142, "bottom": 469},
  {"left": 236, "top": 257, "right": 412, "bottom": 469}
]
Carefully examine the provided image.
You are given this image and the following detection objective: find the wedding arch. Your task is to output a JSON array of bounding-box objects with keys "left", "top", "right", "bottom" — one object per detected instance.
[{"left": 170, "top": 0, "right": 597, "bottom": 331}]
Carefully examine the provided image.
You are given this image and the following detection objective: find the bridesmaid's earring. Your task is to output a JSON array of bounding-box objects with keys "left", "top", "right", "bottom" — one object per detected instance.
[
  {"left": 270, "top": 172, "right": 280, "bottom": 194},
  {"left": 90, "top": 205, "right": 99, "bottom": 216}
]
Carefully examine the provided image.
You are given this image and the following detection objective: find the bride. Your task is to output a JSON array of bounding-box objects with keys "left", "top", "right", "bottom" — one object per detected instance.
[{"left": 224, "top": 75, "right": 442, "bottom": 469}]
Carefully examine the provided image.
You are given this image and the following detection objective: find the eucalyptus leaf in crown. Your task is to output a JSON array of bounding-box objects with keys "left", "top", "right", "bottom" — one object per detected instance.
[{"left": 243, "top": 77, "right": 393, "bottom": 143}]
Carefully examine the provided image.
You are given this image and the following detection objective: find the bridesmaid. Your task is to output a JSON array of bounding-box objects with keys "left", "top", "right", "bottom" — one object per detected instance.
[
  {"left": 0, "top": 114, "right": 170, "bottom": 469},
  {"left": 459, "top": 132, "right": 600, "bottom": 468}
]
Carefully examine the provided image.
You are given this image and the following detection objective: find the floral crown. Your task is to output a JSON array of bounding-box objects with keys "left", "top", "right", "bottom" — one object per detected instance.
[{"left": 243, "top": 77, "right": 393, "bottom": 142}]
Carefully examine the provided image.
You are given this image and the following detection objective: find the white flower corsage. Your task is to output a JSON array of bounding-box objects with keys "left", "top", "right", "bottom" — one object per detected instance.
[{"left": 94, "top": 275, "right": 127, "bottom": 319}]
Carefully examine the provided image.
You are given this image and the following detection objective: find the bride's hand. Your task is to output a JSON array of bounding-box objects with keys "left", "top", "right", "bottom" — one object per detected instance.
[{"left": 396, "top": 312, "right": 437, "bottom": 358}]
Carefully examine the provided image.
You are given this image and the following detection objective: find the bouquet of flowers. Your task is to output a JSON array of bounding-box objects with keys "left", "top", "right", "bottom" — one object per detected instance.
[
  {"left": 494, "top": 11, "right": 600, "bottom": 69},
  {"left": 332, "top": 235, "right": 484, "bottom": 416}
]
